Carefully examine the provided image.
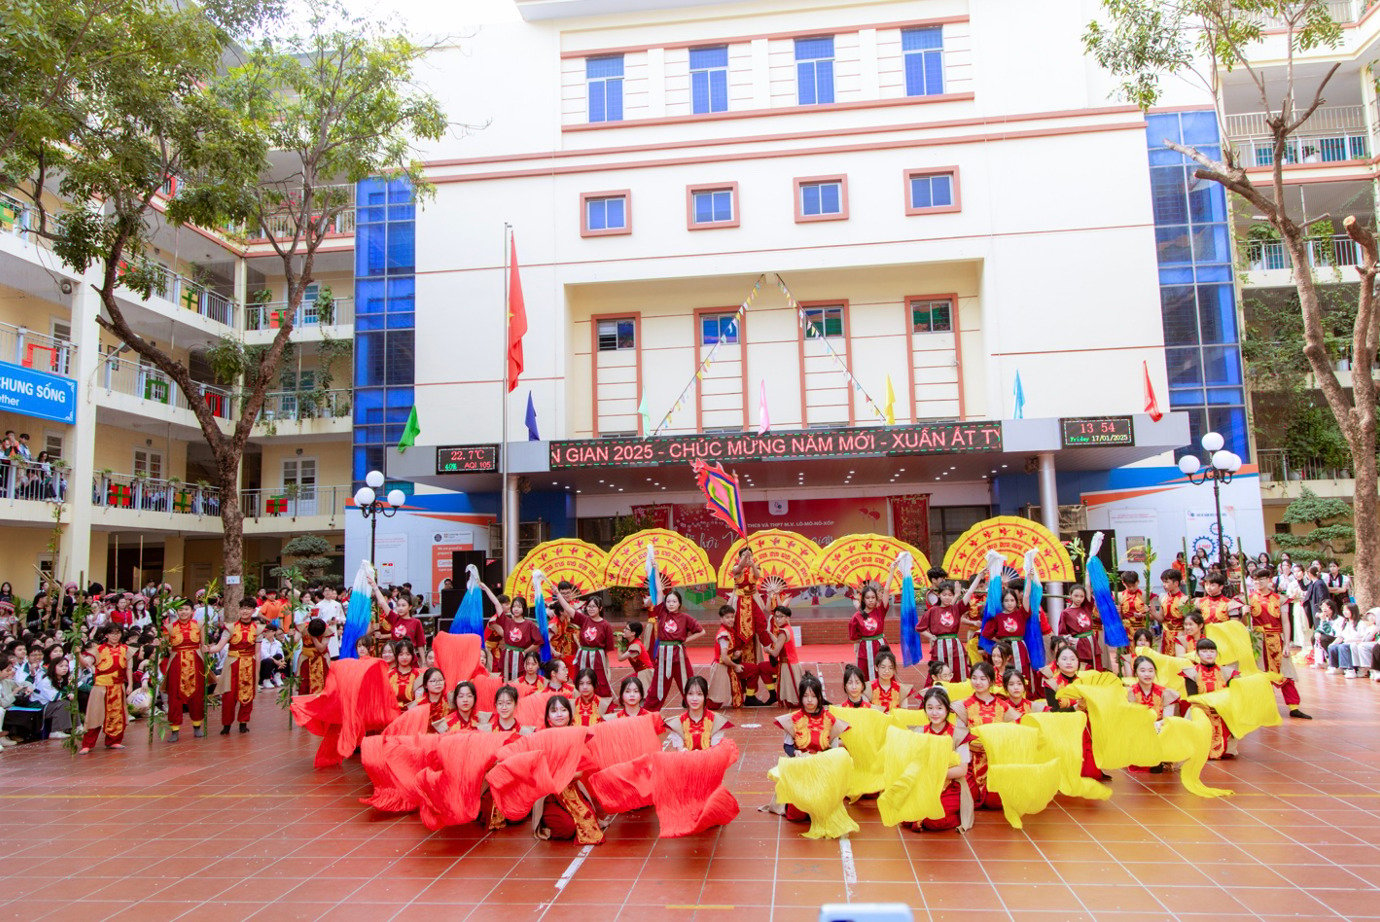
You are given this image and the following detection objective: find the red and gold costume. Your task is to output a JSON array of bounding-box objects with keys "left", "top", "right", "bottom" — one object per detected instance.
[
  {"left": 1183, "top": 664, "right": 1233, "bottom": 759},
  {"left": 298, "top": 633, "right": 328, "bottom": 696},
  {"left": 1197, "top": 594, "right": 1235, "bottom": 625},
  {"left": 707, "top": 624, "right": 761, "bottom": 709},
  {"left": 960, "top": 693, "right": 1009, "bottom": 809},
  {"left": 919, "top": 603, "right": 969, "bottom": 677},
  {"left": 497, "top": 615, "right": 543, "bottom": 682},
  {"left": 516, "top": 675, "right": 544, "bottom": 698},
  {"left": 81, "top": 642, "right": 128, "bottom": 749},
  {"left": 573, "top": 695, "right": 603, "bottom": 727},
  {"left": 387, "top": 666, "right": 419, "bottom": 708},
  {"left": 1250, "top": 590, "right": 1302, "bottom": 707},
  {"left": 839, "top": 696, "right": 870, "bottom": 709},
  {"left": 1006, "top": 696, "right": 1038, "bottom": 719},
  {"left": 445, "top": 710, "right": 480, "bottom": 732},
  {"left": 869, "top": 679, "right": 912, "bottom": 713},
  {"left": 546, "top": 681, "right": 576, "bottom": 697},
  {"left": 1160, "top": 589, "right": 1190, "bottom": 655},
  {"left": 1044, "top": 672, "right": 1102, "bottom": 780},
  {"left": 422, "top": 694, "right": 452, "bottom": 732},
  {"left": 670, "top": 710, "right": 733, "bottom": 750},
  {"left": 609, "top": 707, "right": 666, "bottom": 733},
  {"left": 220, "top": 620, "right": 259, "bottom": 728},
  {"left": 981, "top": 607, "right": 1036, "bottom": 687},
  {"left": 1129, "top": 682, "right": 1169, "bottom": 719},
  {"left": 163, "top": 617, "right": 205, "bottom": 732},
  {"left": 849, "top": 603, "right": 889, "bottom": 682},
  {"left": 572, "top": 614, "right": 616, "bottom": 698},
  {"left": 1118, "top": 586, "right": 1148, "bottom": 629},
  {"left": 549, "top": 611, "right": 577, "bottom": 668},
  {"left": 912, "top": 721, "right": 975, "bottom": 832},
  {"left": 1058, "top": 604, "right": 1103, "bottom": 670},
  {"left": 648, "top": 606, "right": 704, "bottom": 709},
  {"left": 731, "top": 571, "right": 766, "bottom": 681}
]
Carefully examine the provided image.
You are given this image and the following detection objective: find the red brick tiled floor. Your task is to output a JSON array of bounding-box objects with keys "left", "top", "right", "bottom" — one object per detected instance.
[{"left": 2, "top": 653, "right": 1377, "bottom": 921}]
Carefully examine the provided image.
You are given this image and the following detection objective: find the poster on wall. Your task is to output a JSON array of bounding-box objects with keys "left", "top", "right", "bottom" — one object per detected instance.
[
  {"left": 1108, "top": 508, "right": 1159, "bottom": 568},
  {"left": 1185, "top": 508, "right": 1238, "bottom": 564},
  {"left": 374, "top": 532, "right": 409, "bottom": 587},
  {"left": 430, "top": 530, "right": 475, "bottom": 593}
]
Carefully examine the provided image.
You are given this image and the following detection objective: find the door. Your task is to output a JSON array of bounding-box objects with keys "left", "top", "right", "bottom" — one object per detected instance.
[{"left": 283, "top": 457, "right": 317, "bottom": 515}]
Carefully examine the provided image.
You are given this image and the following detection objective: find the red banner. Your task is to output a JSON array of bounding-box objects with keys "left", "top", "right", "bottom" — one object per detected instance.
[{"left": 889, "top": 494, "right": 931, "bottom": 560}]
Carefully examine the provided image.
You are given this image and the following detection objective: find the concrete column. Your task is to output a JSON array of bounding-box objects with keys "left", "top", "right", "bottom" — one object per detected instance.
[
  {"left": 64, "top": 284, "right": 101, "bottom": 586},
  {"left": 503, "top": 470, "right": 520, "bottom": 575},
  {"left": 1037, "top": 451, "right": 1061, "bottom": 617}
]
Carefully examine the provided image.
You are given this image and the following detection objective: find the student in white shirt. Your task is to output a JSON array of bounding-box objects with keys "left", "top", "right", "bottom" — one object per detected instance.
[
  {"left": 315, "top": 586, "right": 346, "bottom": 659},
  {"left": 258, "top": 628, "right": 286, "bottom": 688}
]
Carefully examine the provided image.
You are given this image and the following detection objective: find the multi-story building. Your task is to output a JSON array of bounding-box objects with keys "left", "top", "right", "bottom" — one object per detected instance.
[
  {"left": 375, "top": 0, "right": 1270, "bottom": 593},
  {"left": 0, "top": 182, "right": 355, "bottom": 594}
]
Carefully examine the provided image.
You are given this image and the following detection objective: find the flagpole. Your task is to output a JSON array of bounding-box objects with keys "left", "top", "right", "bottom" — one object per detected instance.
[{"left": 502, "top": 223, "right": 517, "bottom": 576}]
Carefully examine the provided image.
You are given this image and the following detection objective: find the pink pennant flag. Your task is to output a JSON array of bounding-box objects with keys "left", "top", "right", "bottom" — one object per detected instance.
[{"left": 757, "top": 379, "right": 770, "bottom": 435}]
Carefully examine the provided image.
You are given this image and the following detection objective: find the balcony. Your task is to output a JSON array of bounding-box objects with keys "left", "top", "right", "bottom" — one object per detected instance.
[
  {"left": 93, "top": 472, "right": 222, "bottom": 516},
  {"left": 253, "top": 388, "right": 352, "bottom": 438},
  {"left": 1226, "top": 105, "right": 1370, "bottom": 168},
  {"left": 1241, "top": 234, "right": 1365, "bottom": 284},
  {"left": 0, "top": 459, "right": 69, "bottom": 525},
  {"left": 1257, "top": 448, "right": 1356, "bottom": 503},
  {"left": 245, "top": 184, "right": 357, "bottom": 244},
  {"left": 241, "top": 484, "right": 349, "bottom": 535},
  {"left": 131, "top": 265, "right": 238, "bottom": 329},
  {"left": 97, "top": 354, "right": 234, "bottom": 431},
  {"left": 0, "top": 321, "right": 75, "bottom": 377},
  {"left": 243, "top": 296, "right": 354, "bottom": 345},
  {"left": 1256, "top": 0, "right": 1366, "bottom": 27}
]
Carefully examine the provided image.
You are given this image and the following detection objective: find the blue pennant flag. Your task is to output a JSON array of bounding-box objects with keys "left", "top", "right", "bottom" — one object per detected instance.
[
  {"left": 1012, "top": 371, "right": 1026, "bottom": 420},
  {"left": 525, "top": 390, "right": 540, "bottom": 441}
]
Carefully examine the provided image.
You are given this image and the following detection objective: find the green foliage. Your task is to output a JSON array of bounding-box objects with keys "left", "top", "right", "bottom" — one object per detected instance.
[
  {"left": 271, "top": 535, "right": 334, "bottom": 586},
  {"left": 1283, "top": 403, "right": 1352, "bottom": 471},
  {"left": 1276, "top": 487, "right": 1355, "bottom": 555}
]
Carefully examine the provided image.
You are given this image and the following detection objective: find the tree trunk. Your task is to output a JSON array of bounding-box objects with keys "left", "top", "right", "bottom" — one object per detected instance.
[
  {"left": 217, "top": 456, "right": 245, "bottom": 614},
  {"left": 1352, "top": 448, "right": 1380, "bottom": 611}
]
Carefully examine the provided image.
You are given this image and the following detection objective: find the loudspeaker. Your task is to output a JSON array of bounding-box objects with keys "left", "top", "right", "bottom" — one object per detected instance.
[{"left": 451, "top": 551, "right": 486, "bottom": 580}]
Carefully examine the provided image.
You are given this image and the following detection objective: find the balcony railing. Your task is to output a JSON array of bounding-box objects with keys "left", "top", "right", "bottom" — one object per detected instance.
[
  {"left": 0, "top": 459, "right": 68, "bottom": 502},
  {"left": 1257, "top": 448, "right": 1352, "bottom": 483},
  {"left": 257, "top": 388, "right": 351, "bottom": 423},
  {"left": 99, "top": 355, "right": 234, "bottom": 420},
  {"left": 133, "top": 265, "right": 237, "bottom": 327},
  {"left": 1256, "top": 0, "right": 1364, "bottom": 27},
  {"left": 0, "top": 191, "right": 36, "bottom": 241},
  {"left": 1226, "top": 105, "right": 1370, "bottom": 167},
  {"left": 240, "top": 483, "right": 348, "bottom": 519},
  {"left": 1243, "top": 234, "right": 1364, "bottom": 272},
  {"left": 247, "top": 184, "right": 357, "bottom": 242},
  {"left": 244, "top": 296, "right": 355, "bottom": 332},
  {"left": 92, "top": 472, "right": 223, "bottom": 516},
  {"left": 0, "top": 321, "right": 75, "bottom": 377}
]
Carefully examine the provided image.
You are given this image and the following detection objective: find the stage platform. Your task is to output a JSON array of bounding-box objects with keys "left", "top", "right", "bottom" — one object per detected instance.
[{"left": 1, "top": 652, "right": 1376, "bottom": 922}]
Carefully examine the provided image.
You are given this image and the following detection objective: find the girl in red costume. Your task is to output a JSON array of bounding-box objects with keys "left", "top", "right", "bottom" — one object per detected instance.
[
  {"left": 484, "top": 685, "right": 526, "bottom": 741},
  {"left": 1002, "top": 669, "right": 1045, "bottom": 719},
  {"left": 616, "top": 621, "right": 654, "bottom": 691},
  {"left": 764, "top": 605, "right": 803, "bottom": 707},
  {"left": 572, "top": 668, "right": 605, "bottom": 727},
  {"left": 666, "top": 676, "right": 733, "bottom": 750},
  {"left": 771, "top": 673, "right": 849, "bottom": 823},
  {"left": 869, "top": 650, "right": 914, "bottom": 713},
  {"left": 387, "top": 640, "right": 421, "bottom": 709},
  {"left": 849, "top": 559, "right": 900, "bottom": 683},
  {"left": 607, "top": 675, "right": 663, "bottom": 730},
  {"left": 1127, "top": 654, "right": 1179, "bottom": 772},
  {"left": 1057, "top": 584, "right": 1104, "bottom": 671},
  {"left": 445, "top": 680, "right": 480, "bottom": 732},
  {"left": 515, "top": 651, "right": 544, "bottom": 697},
  {"left": 919, "top": 580, "right": 981, "bottom": 679},
  {"left": 1181, "top": 638, "right": 1237, "bottom": 759},
  {"left": 646, "top": 589, "right": 706, "bottom": 709},
  {"left": 908, "top": 686, "right": 975, "bottom": 833},
  {"left": 412, "top": 667, "right": 451, "bottom": 731},
  {"left": 838, "top": 664, "right": 870, "bottom": 709},
  {"left": 957, "top": 662, "right": 1010, "bottom": 808},
  {"left": 496, "top": 596, "right": 542, "bottom": 682},
  {"left": 572, "top": 597, "right": 617, "bottom": 698},
  {"left": 1039, "top": 642, "right": 1106, "bottom": 780},
  {"left": 979, "top": 566, "right": 1041, "bottom": 690},
  {"left": 533, "top": 696, "right": 606, "bottom": 845}
]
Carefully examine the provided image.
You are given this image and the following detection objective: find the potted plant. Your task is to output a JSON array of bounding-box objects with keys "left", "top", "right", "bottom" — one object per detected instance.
[{"left": 1244, "top": 222, "right": 1281, "bottom": 271}]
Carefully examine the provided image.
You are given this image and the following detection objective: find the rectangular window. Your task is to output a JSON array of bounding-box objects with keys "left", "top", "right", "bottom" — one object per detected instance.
[
  {"left": 795, "top": 37, "right": 835, "bottom": 105},
  {"left": 701, "top": 313, "right": 739, "bottom": 345},
  {"left": 690, "top": 46, "right": 729, "bottom": 114},
  {"left": 582, "top": 192, "right": 631, "bottom": 236},
  {"left": 803, "top": 305, "right": 844, "bottom": 338},
  {"left": 796, "top": 177, "right": 847, "bottom": 222},
  {"left": 902, "top": 27, "right": 944, "bottom": 96},
  {"left": 905, "top": 169, "right": 958, "bottom": 214},
  {"left": 687, "top": 183, "right": 738, "bottom": 228},
  {"left": 44, "top": 432, "right": 63, "bottom": 461},
  {"left": 133, "top": 449, "right": 164, "bottom": 481},
  {"left": 587, "top": 55, "right": 624, "bottom": 123},
  {"left": 910, "top": 298, "right": 953, "bottom": 333},
  {"left": 597, "top": 319, "right": 636, "bottom": 351}
]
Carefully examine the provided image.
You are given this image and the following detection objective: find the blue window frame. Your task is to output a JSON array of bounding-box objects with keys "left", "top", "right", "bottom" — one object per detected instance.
[
  {"left": 701, "top": 313, "right": 739, "bottom": 345},
  {"left": 585, "top": 195, "right": 627, "bottom": 232},
  {"left": 804, "top": 305, "right": 844, "bottom": 338},
  {"left": 908, "top": 172, "right": 954, "bottom": 210},
  {"left": 800, "top": 180, "right": 843, "bottom": 217},
  {"left": 902, "top": 27, "right": 944, "bottom": 96},
  {"left": 587, "top": 55, "right": 624, "bottom": 123},
  {"left": 690, "top": 46, "right": 729, "bottom": 114},
  {"left": 691, "top": 188, "right": 734, "bottom": 225},
  {"left": 795, "top": 37, "right": 834, "bottom": 105}
]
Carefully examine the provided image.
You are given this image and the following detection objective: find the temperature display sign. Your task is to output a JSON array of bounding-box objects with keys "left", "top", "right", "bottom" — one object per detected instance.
[
  {"left": 435, "top": 444, "right": 500, "bottom": 474},
  {"left": 1061, "top": 416, "right": 1135, "bottom": 447}
]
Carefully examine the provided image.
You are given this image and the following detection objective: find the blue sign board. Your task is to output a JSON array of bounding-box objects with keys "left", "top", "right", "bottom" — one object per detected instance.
[{"left": 0, "top": 362, "right": 77, "bottom": 424}]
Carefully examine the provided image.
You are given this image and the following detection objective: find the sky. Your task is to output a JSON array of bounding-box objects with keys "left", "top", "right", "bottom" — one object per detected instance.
[{"left": 341, "top": 0, "right": 521, "bottom": 33}]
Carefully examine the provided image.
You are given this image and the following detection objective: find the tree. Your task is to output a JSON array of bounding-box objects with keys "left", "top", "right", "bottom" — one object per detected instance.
[
  {"left": 1275, "top": 487, "right": 1355, "bottom": 558},
  {"left": 1085, "top": 0, "right": 1380, "bottom": 608},
  {"left": 271, "top": 534, "right": 335, "bottom": 586},
  {"left": 18, "top": 0, "right": 444, "bottom": 612}
]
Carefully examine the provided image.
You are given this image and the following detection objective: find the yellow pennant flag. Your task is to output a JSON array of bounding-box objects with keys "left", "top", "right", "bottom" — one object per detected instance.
[{"left": 884, "top": 374, "right": 896, "bottom": 425}]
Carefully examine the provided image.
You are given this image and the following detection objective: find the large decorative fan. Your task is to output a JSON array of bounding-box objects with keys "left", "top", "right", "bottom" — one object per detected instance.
[
  {"left": 603, "top": 528, "right": 714, "bottom": 589},
  {"left": 504, "top": 539, "right": 609, "bottom": 599},
  {"left": 941, "top": 516, "right": 1075, "bottom": 582},
  {"left": 813, "top": 534, "right": 933, "bottom": 594},
  {"left": 716, "top": 529, "right": 822, "bottom": 592}
]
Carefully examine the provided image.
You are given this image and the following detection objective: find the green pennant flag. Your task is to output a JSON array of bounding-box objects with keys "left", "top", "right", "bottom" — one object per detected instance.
[{"left": 398, "top": 405, "right": 420, "bottom": 453}]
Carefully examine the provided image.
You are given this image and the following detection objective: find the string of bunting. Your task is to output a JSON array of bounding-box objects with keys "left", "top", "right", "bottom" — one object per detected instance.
[
  {"left": 650, "top": 274, "right": 765, "bottom": 436},
  {"left": 774, "top": 273, "right": 887, "bottom": 422}
]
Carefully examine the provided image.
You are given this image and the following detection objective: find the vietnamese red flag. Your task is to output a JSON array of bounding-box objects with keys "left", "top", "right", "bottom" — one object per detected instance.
[
  {"left": 507, "top": 236, "right": 527, "bottom": 393},
  {"left": 1143, "top": 360, "right": 1163, "bottom": 422}
]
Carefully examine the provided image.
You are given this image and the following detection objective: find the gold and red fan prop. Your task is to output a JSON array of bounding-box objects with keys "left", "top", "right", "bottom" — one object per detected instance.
[
  {"left": 504, "top": 539, "right": 609, "bottom": 598},
  {"left": 603, "top": 528, "right": 714, "bottom": 589},
  {"left": 813, "top": 534, "right": 932, "bottom": 594},
  {"left": 941, "top": 516, "right": 1075, "bottom": 583},
  {"left": 716, "top": 529, "right": 822, "bottom": 597}
]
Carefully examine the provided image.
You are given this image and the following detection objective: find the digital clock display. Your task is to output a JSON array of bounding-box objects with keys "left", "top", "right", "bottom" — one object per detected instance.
[
  {"left": 435, "top": 445, "right": 499, "bottom": 474},
  {"left": 1061, "top": 417, "right": 1135, "bottom": 447}
]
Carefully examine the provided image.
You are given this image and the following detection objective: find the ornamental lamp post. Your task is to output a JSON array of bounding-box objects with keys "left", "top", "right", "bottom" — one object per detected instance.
[
  {"left": 354, "top": 469, "right": 406, "bottom": 566},
  {"left": 1178, "top": 432, "right": 1243, "bottom": 577}
]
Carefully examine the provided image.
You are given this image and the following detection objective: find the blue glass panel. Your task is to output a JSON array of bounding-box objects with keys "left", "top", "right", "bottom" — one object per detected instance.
[
  {"left": 694, "top": 192, "right": 712, "bottom": 223},
  {"left": 710, "top": 70, "right": 728, "bottom": 111},
  {"left": 387, "top": 202, "right": 415, "bottom": 222},
  {"left": 385, "top": 311, "right": 415, "bottom": 330},
  {"left": 1191, "top": 224, "right": 1230, "bottom": 264},
  {"left": 606, "top": 79, "right": 622, "bottom": 120},
  {"left": 1177, "top": 406, "right": 1208, "bottom": 461},
  {"left": 1208, "top": 406, "right": 1249, "bottom": 459},
  {"left": 356, "top": 424, "right": 385, "bottom": 444},
  {"left": 689, "top": 46, "right": 728, "bottom": 68},
  {"left": 795, "top": 37, "right": 833, "bottom": 59},
  {"left": 1179, "top": 110, "right": 1219, "bottom": 146},
  {"left": 1159, "top": 266, "right": 1194, "bottom": 285},
  {"left": 386, "top": 222, "right": 415, "bottom": 274},
  {"left": 586, "top": 55, "right": 624, "bottom": 78},
  {"left": 353, "top": 388, "right": 383, "bottom": 425},
  {"left": 1150, "top": 167, "right": 1188, "bottom": 224},
  {"left": 1166, "top": 346, "right": 1203, "bottom": 386},
  {"left": 387, "top": 276, "right": 415, "bottom": 304},
  {"left": 386, "top": 388, "right": 414, "bottom": 410},
  {"left": 1169, "top": 386, "right": 1204, "bottom": 407},
  {"left": 356, "top": 279, "right": 385, "bottom": 313},
  {"left": 798, "top": 61, "right": 817, "bottom": 104},
  {"left": 691, "top": 70, "right": 709, "bottom": 114},
  {"left": 1202, "top": 345, "right": 1243, "bottom": 385},
  {"left": 1155, "top": 225, "right": 1193, "bottom": 264},
  {"left": 1188, "top": 178, "right": 1226, "bottom": 223},
  {"left": 386, "top": 331, "right": 415, "bottom": 385},
  {"left": 923, "top": 51, "right": 943, "bottom": 94},
  {"left": 702, "top": 317, "right": 718, "bottom": 344},
  {"left": 1148, "top": 146, "right": 1187, "bottom": 166},
  {"left": 902, "top": 27, "right": 942, "bottom": 50},
  {"left": 357, "top": 223, "right": 387, "bottom": 278},
  {"left": 356, "top": 313, "right": 385, "bottom": 331},
  {"left": 803, "top": 184, "right": 821, "bottom": 215},
  {"left": 1197, "top": 284, "right": 1237, "bottom": 343},
  {"left": 1146, "top": 113, "right": 1182, "bottom": 149},
  {"left": 356, "top": 331, "right": 386, "bottom": 386},
  {"left": 587, "top": 199, "right": 606, "bottom": 230},
  {"left": 353, "top": 447, "right": 369, "bottom": 482},
  {"left": 589, "top": 81, "right": 606, "bottom": 122},
  {"left": 1206, "top": 387, "right": 1244, "bottom": 404},
  {"left": 606, "top": 197, "right": 625, "bottom": 228},
  {"left": 1160, "top": 287, "right": 1198, "bottom": 345},
  {"left": 930, "top": 175, "right": 952, "bottom": 206},
  {"left": 821, "top": 182, "right": 840, "bottom": 213},
  {"left": 1196, "top": 264, "right": 1232, "bottom": 282},
  {"left": 816, "top": 60, "right": 834, "bottom": 103}
]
